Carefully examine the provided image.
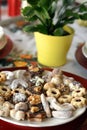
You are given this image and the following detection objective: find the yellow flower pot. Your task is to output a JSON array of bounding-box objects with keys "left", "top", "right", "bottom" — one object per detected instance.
[
  {"left": 77, "top": 19, "right": 87, "bottom": 26},
  {"left": 34, "top": 26, "right": 74, "bottom": 67}
]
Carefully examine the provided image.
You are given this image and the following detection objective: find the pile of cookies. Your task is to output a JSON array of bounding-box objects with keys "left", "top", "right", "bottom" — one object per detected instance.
[{"left": 0, "top": 66, "right": 87, "bottom": 121}]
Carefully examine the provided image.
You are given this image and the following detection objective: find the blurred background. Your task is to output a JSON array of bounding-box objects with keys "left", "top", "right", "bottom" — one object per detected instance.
[
  {"left": 1, "top": 0, "right": 7, "bottom": 5},
  {"left": 0, "top": 0, "right": 21, "bottom": 21},
  {"left": 0, "top": 0, "right": 87, "bottom": 21}
]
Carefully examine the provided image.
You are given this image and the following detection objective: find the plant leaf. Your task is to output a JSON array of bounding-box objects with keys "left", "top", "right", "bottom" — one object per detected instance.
[
  {"left": 79, "top": 4, "right": 87, "bottom": 12},
  {"left": 53, "top": 27, "right": 70, "bottom": 36},
  {"left": 80, "top": 13, "right": 87, "bottom": 20},
  {"left": 34, "top": 6, "right": 51, "bottom": 25},
  {"left": 35, "top": 6, "right": 50, "bottom": 19},
  {"left": 22, "top": 6, "right": 50, "bottom": 25},
  {"left": 23, "top": 24, "right": 48, "bottom": 34},
  {"left": 27, "top": 0, "right": 39, "bottom": 5},
  {"left": 62, "top": 0, "right": 75, "bottom": 5},
  {"left": 48, "top": 1, "right": 57, "bottom": 19},
  {"left": 39, "top": 0, "right": 57, "bottom": 9},
  {"left": 53, "top": 28, "right": 64, "bottom": 36},
  {"left": 22, "top": 6, "right": 35, "bottom": 20},
  {"left": 22, "top": 0, "right": 87, "bottom": 36}
]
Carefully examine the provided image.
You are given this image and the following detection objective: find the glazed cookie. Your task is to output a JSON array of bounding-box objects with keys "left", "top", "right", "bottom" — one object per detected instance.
[
  {"left": 0, "top": 72, "right": 6, "bottom": 82},
  {"left": 12, "top": 88, "right": 27, "bottom": 103},
  {"left": 51, "top": 75, "right": 63, "bottom": 86},
  {"left": 13, "top": 70, "right": 26, "bottom": 79},
  {"left": 52, "top": 109, "right": 73, "bottom": 119},
  {"left": 33, "top": 86, "right": 43, "bottom": 94},
  {"left": 41, "top": 93, "right": 51, "bottom": 118},
  {"left": 51, "top": 68, "right": 63, "bottom": 77},
  {"left": 72, "top": 88, "right": 86, "bottom": 97},
  {"left": 29, "top": 66, "right": 39, "bottom": 72},
  {"left": 69, "top": 81, "right": 81, "bottom": 91},
  {"left": 0, "top": 96, "right": 4, "bottom": 105},
  {"left": 44, "top": 82, "right": 56, "bottom": 90},
  {"left": 1, "top": 71, "right": 14, "bottom": 80},
  {"left": 71, "top": 97, "right": 87, "bottom": 108},
  {"left": 0, "top": 86, "right": 11, "bottom": 100},
  {"left": 10, "top": 78, "right": 28, "bottom": 90},
  {"left": 15, "top": 102, "right": 28, "bottom": 111},
  {"left": 58, "top": 95, "right": 72, "bottom": 104},
  {"left": 63, "top": 76, "right": 74, "bottom": 86},
  {"left": 0, "top": 105, "right": 10, "bottom": 117},
  {"left": 30, "top": 106, "right": 40, "bottom": 113},
  {"left": 13, "top": 93, "right": 27, "bottom": 103},
  {"left": 3, "top": 101, "right": 14, "bottom": 109},
  {"left": 46, "top": 88, "right": 61, "bottom": 98},
  {"left": 10, "top": 109, "right": 25, "bottom": 121},
  {"left": 12, "top": 88, "right": 26, "bottom": 95},
  {"left": 28, "top": 94, "right": 41, "bottom": 105},
  {"left": 58, "top": 84, "right": 70, "bottom": 95}
]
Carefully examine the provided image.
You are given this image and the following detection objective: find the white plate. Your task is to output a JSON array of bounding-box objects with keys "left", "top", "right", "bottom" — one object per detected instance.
[
  {"left": 82, "top": 45, "right": 87, "bottom": 58},
  {"left": 0, "top": 107, "right": 86, "bottom": 127}
]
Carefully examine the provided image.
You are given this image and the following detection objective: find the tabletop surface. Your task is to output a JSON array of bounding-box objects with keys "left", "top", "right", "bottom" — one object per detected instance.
[{"left": 1, "top": 20, "right": 87, "bottom": 79}]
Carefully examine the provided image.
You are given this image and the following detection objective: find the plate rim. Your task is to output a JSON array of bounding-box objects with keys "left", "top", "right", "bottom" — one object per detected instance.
[
  {"left": 75, "top": 44, "right": 87, "bottom": 69},
  {"left": 0, "top": 107, "right": 86, "bottom": 127},
  {"left": 0, "top": 36, "right": 13, "bottom": 59},
  {"left": 82, "top": 45, "right": 87, "bottom": 58}
]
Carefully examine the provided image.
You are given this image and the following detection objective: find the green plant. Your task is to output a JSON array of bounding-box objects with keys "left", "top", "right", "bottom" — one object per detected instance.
[{"left": 22, "top": 0, "right": 87, "bottom": 36}]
